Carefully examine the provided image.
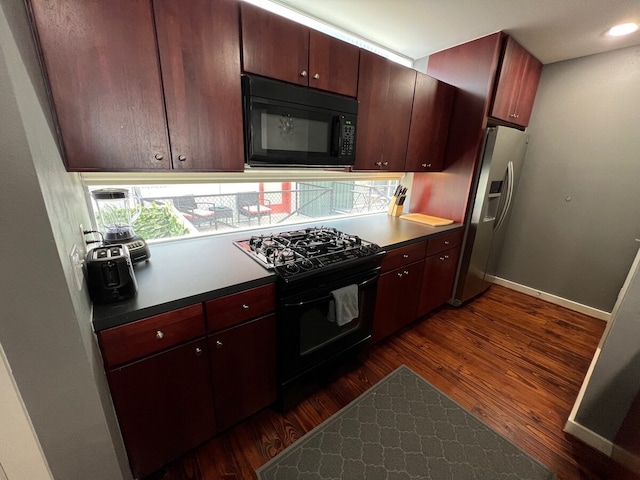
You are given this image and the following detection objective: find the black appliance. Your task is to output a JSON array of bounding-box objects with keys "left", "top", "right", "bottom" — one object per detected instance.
[
  {"left": 242, "top": 75, "right": 358, "bottom": 168},
  {"left": 234, "top": 227, "right": 384, "bottom": 409},
  {"left": 85, "top": 245, "right": 138, "bottom": 304},
  {"left": 91, "top": 188, "right": 150, "bottom": 264}
]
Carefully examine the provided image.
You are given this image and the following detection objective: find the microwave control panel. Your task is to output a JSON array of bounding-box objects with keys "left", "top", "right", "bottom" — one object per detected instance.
[{"left": 340, "top": 122, "right": 356, "bottom": 157}]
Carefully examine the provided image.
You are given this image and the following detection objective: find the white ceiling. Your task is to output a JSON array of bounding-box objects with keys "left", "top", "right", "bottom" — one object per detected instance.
[{"left": 273, "top": 0, "right": 640, "bottom": 65}]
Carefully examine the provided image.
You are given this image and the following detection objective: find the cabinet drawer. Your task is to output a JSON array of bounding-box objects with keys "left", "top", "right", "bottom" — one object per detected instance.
[
  {"left": 98, "top": 304, "right": 205, "bottom": 368},
  {"left": 426, "top": 230, "right": 463, "bottom": 256},
  {"left": 381, "top": 241, "right": 427, "bottom": 273},
  {"left": 205, "top": 283, "right": 275, "bottom": 332}
]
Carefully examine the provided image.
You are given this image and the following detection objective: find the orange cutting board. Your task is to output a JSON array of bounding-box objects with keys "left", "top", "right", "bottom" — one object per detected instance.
[{"left": 400, "top": 213, "right": 454, "bottom": 226}]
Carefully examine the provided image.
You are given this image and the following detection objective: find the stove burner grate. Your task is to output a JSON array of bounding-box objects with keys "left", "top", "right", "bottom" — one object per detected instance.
[{"left": 234, "top": 227, "right": 383, "bottom": 280}]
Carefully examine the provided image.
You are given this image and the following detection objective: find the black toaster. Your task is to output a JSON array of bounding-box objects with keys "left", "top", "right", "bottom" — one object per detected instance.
[{"left": 85, "top": 245, "right": 137, "bottom": 304}]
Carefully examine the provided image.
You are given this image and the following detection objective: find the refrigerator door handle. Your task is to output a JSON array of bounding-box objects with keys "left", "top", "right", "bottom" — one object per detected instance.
[{"left": 494, "top": 160, "right": 515, "bottom": 232}]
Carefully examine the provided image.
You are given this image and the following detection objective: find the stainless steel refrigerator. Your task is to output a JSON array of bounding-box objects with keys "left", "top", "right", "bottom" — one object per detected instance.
[{"left": 450, "top": 126, "right": 529, "bottom": 306}]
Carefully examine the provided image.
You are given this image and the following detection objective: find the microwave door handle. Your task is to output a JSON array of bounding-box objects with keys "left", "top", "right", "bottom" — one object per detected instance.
[{"left": 331, "top": 116, "right": 341, "bottom": 156}]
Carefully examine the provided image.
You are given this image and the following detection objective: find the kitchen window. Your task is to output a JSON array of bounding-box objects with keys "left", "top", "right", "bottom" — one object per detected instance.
[{"left": 83, "top": 172, "right": 404, "bottom": 243}]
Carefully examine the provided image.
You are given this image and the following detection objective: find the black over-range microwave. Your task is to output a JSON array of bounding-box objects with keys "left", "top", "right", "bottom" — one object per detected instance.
[{"left": 241, "top": 75, "right": 358, "bottom": 168}]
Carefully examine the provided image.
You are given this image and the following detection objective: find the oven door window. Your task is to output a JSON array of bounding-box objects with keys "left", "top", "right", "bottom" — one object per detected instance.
[
  {"left": 296, "top": 292, "right": 363, "bottom": 356},
  {"left": 248, "top": 99, "right": 337, "bottom": 165}
]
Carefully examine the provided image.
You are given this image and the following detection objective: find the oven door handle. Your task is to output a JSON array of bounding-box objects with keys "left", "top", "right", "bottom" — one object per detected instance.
[{"left": 282, "top": 271, "right": 379, "bottom": 308}]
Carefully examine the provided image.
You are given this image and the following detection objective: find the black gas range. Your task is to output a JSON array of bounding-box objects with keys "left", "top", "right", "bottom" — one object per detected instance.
[
  {"left": 233, "top": 226, "right": 385, "bottom": 283},
  {"left": 234, "top": 226, "right": 386, "bottom": 410}
]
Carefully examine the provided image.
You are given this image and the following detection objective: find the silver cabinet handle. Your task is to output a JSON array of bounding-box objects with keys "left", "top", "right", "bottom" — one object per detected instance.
[
  {"left": 242, "top": 304, "right": 249, "bottom": 311},
  {"left": 403, "top": 270, "right": 409, "bottom": 275},
  {"left": 313, "top": 73, "right": 320, "bottom": 79},
  {"left": 397, "top": 272, "right": 403, "bottom": 278},
  {"left": 383, "top": 162, "right": 389, "bottom": 166},
  {"left": 421, "top": 163, "right": 432, "bottom": 168},
  {"left": 444, "top": 240, "right": 450, "bottom": 245},
  {"left": 178, "top": 155, "right": 186, "bottom": 162},
  {"left": 195, "top": 347, "right": 203, "bottom": 356},
  {"left": 402, "top": 254, "right": 409, "bottom": 258},
  {"left": 375, "top": 161, "right": 382, "bottom": 166},
  {"left": 154, "top": 153, "right": 164, "bottom": 161},
  {"left": 439, "top": 254, "right": 450, "bottom": 261},
  {"left": 300, "top": 70, "right": 307, "bottom": 77},
  {"left": 215, "top": 340, "right": 223, "bottom": 349},
  {"left": 155, "top": 330, "right": 164, "bottom": 340}
]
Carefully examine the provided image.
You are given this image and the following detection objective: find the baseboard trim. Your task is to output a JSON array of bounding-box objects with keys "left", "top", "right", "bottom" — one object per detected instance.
[
  {"left": 563, "top": 418, "right": 613, "bottom": 456},
  {"left": 487, "top": 276, "right": 611, "bottom": 322}
]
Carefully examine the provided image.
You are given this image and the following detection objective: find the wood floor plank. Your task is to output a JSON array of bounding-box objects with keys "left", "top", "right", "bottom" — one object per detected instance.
[{"left": 145, "top": 285, "right": 615, "bottom": 480}]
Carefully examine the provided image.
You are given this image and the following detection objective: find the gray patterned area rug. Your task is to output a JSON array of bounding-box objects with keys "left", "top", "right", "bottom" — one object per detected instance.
[{"left": 257, "top": 365, "right": 555, "bottom": 480}]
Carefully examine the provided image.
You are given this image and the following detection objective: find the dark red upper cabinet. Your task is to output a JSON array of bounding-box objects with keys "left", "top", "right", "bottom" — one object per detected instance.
[
  {"left": 28, "top": 0, "right": 170, "bottom": 171},
  {"left": 354, "top": 50, "right": 416, "bottom": 171},
  {"left": 490, "top": 36, "right": 542, "bottom": 128},
  {"left": 405, "top": 73, "right": 455, "bottom": 172},
  {"left": 28, "top": 0, "right": 244, "bottom": 171},
  {"left": 154, "top": 0, "right": 244, "bottom": 171},
  {"left": 240, "top": 3, "right": 359, "bottom": 97},
  {"left": 308, "top": 30, "right": 359, "bottom": 97},
  {"left": 240, "top": 3, "right": 309, "bottom": 86}
]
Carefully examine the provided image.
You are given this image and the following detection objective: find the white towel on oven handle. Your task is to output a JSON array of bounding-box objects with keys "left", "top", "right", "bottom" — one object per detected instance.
[{"left": 330, "top": 284, "right": 359, "bottom": 326}]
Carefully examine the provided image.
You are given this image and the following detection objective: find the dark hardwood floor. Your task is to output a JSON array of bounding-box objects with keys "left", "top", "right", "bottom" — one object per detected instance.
[{"left": 147, "top": 285, "right": 623, "bottom": 480}]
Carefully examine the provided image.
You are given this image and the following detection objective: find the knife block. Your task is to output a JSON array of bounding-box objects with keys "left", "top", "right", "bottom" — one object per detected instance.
[{"left": 388, "top": 204, "right": 403, "bottom": 216}]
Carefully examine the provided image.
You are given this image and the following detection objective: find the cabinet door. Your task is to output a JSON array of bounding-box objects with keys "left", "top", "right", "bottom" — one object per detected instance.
[
  {"left": 308, "top": 30, "right": 359, "bottom": 97},
  {"left": 29, "top": 0, "right": 170, "bottom": 171},
  {"left": 513, "top": 48, "right": 542, "bottom": 127},
  {"left": 491, "top": 37, "right": 542, "bottom": 127},
  {"left": 384, "top": 61, "right": 418, "bottom": 170},
  {"left": 372, "top": 260, "right": 424, "bottom": 343},
  {"left": 354, "top": 51, "right": 415, "bottom": 171},
  {"left": 240, "top": 3, "right": 309, "bottom": 86},
  {"left": 154, "top": 0, "right": 244, "bottom": 171},
  {"left": 107, "top": 338, "right": 215, "bottom": 479},
  {"left": 209, "top": 314, "right": 277, "bottom": 432},
  {"left": 354, "top": 51, "right": 389, "bottom": 170},
  {"left": 418, "top": 247, "right": 461, "bottom": 317},
  {"left": 405, "top": 73, "right": 455, "bottom": 172}
]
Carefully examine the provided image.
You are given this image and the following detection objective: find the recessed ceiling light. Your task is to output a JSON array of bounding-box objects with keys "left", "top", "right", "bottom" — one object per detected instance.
[{"left": 606, "top": 22, "right": 639, "bottom": 37}]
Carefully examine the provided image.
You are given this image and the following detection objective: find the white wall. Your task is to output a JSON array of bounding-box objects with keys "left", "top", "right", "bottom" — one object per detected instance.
[
  {"left": 0, "top": 343, "right": 53, "bottom": 480},
  {"left": 573, "top": 245, "right": 640, "bottom": 441},
  {"left": 497, "top": 45, "right": 640, "bottom": 312},
  {"left": 0, "top": 0, "right": 129, "bottom": 478}
]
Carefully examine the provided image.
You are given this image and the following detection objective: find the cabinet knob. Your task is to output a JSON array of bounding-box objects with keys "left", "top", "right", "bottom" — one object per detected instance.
[
  {"left": 155, "top": 330, "right": 164, "bottom": 340},
  {"left": 397, "top": 272, "right": 403, "bottom": 278},
  {"left": 402, "top": 254, "right": 409, "bottom": 258},
  {"left": 178, "top": 155, "right": 186, "bottom": 162},
  {"left": 313, "top": 73, "right": 320, "bottom": 80},
  {"left": 242, "top": 304, "right": 250, "bottom": 311},
  {"left": 195, "top": 347, "right": 203, "bottom": 356},
  {"left": 444, "top": 240, "right": 450, "bottom": 245},
  {"left": 216, "top": 340, "right": 223, "bottom": 349},
  {"left": 383, "top": 162, "right": 389, "bottom": 166},
  {"left": 403, "top": 270, "right": 409, "bottom": 275},
  {"left": 154, "top": 153, "right": 164, "bottom": 161},
  {"left": 300, "top": 70, "right": 307, "bottom": 77},
  {"left": 439, "top": 254, "right": 450, "bottom": 261},
  {"left": 375, "top": 161, "right": 382, "bottom": 166}
]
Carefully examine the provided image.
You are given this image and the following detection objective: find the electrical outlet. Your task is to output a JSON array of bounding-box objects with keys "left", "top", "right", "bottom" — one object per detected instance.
[
  {"left": 69, "top": 244, "right": 84, "bottom": 291},
  {"left": 79, "top": 223, "right": 87, "bottom": 248}
]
